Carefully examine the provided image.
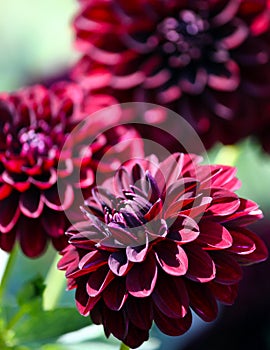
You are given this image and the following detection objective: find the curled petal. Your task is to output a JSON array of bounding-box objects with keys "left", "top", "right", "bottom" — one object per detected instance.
[
  {"left": 228, "top": 228, "right": 256, "bottom": 255},
  {"left": 2, "top": 171, "right": 30, "bottom": 192},
  {"left": 126, "top": 252, "right": 157, "bottom": 297},
  {"left": 86, "top": 266, "right": 114, "bottom": 297},
  {"left": 79, "top": 250, "right": 108, "bottom": 271},
  {"left": 167, "top": 215, "right": 200, "bottom": 243},
  {"left": 58, "top": 246, "right": 79, "bottom": 271},
  {"left": 222, "top": 198, "right": 263, "bottom": 226},
  {"left": 232, "top": 229, "right": 268, "bottom": 265},
  {"left": 108, "top": 250, "right": 132, "bottom": 276},
  {"left": 76, "top": 280, "right": 100, "bottom": 316},
  {"left": 154, "top": 240, "right": 188, "bottom": 276},
  {"left": 207, "top": 188, "right": 240, "bottom": 216},
  {"left": 197, "top": 220, "right": 233, "bottom": 250}
]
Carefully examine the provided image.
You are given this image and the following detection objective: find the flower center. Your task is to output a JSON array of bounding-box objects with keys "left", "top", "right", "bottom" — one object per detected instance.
[
  {"left": 19, "top": 128, "right": 54, "bottom": 158},
  {"left": 104, "top": 207, "right": 126, "bottom": 225},
  {"left": 158, "top": 10, "right": 210, "bottom": 67}
]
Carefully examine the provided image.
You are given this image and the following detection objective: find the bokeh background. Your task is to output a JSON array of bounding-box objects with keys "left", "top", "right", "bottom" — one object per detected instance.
[{"left": 0, "top": 1, "right": 270, "bottom": 349}]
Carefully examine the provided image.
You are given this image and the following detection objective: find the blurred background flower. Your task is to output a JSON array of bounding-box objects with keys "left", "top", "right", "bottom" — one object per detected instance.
[{"left": 72, "top": 0, "right": 270, "bottom": 151}]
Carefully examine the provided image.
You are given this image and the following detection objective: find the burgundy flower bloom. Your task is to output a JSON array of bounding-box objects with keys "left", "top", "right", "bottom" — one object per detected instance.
[
  {"left": 72, "top": 0, "right": 270, "bottom": 149},
  {"left": 58, "top": 153, "right": 268, "bottom": 348},
  {"left": 0, "top": 82, "right": 141, "bottom": 257}
]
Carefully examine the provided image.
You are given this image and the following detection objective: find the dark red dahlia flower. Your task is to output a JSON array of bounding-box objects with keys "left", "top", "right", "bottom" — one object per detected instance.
[
  {"left": 72, "top": 0, "right": 270, "bottom": 149},
  {"left": 0, "top": 83, "right": 141, "bottom": 257},
  {"left": 58, "top": 153, "right": 268, "bottom": 348}
]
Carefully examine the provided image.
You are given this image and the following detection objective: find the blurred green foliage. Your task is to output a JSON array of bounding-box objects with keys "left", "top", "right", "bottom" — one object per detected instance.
[{"left": 0, "top": 0, "right": 77, "bottom": 91}]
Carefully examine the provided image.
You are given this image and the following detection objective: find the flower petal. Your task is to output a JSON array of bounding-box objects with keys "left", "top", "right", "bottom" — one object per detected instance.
[
  {"left": 19, "top": 186, "right": 44, "bottom": 218},
  {"left": 209, "top": 281, "right": 239, "bottom": 305},
  {"left": 76, "top": 280, "right": 100, "bottom": 316},
  {"left": 41, "top": 208, "right": 66, "bottom": 238},
  {"left": 167, "top": 215, "right": 200, "bottom": 243},
  {"left": 86, "top": 265, "right": 114, "bottom": 297},
  {"left": 207, "top": 188, "right": 240, "bottom": 216},
  {"left": 102, "top": 305, "right": 129, "bottom": 341},
  {"left": 43, "top": 183, "right": 74, "bottom": 211},
  {"left": 79, "top": 250, "right": 108, "bottom": 271},
  {"left": 126, "top": 252, "right": 157, "bottom": 297},
  {"left": 186, "top": 280, "right": 218, "bottom": 322},
  {"left": 228, "top": 228, "right": 256, "bottom": 255},
  {"left": 231, "top": 229, "right": 268, "bottom": 265},
  {"left": 126, "top": 234, "right": 149, "bottom": 263},
  {"left": 152, "top": 274, "right": 189, "bottom": 318},
  {"left": 0, "top": 191, "right": 20, "bottom": 233},
  {"left": 154, "top": 240, "right": 188, "bottom": 276},
  {"left": 197, "top": 220, "right": 233, "bottom": 250},
  {"left": 31, "top": 170, "right": 57, "bottom": 190},
  {"left": 0, "top": 183, "right": 12, "bottom": 200},
  {"left": 185, "top": 244, "right": 216, "bottom": 283},
  {"left": 108, "top": 250, "right": 132, "bottom": 276},
  {"left": 211, "top": 252, "right": 242, "bottom": 284},
  {"left": 155, "top": 153, "right": 184, "bottom": 192},
  {"left": 0, "top": 229, "right": 16, "bottom": 252},
  {"left": 154, "top": 307, "right": 192, "bottom": 336},
  {"left": 103, "top": 278, "right": 128, "bottom": 311},
  {"left": 18, "top": 216, "right": 47, "bottom": 258},
  {"left": 126, "top": 296, "right": 153, "bottom": 330},
  {"left": 123, "top": 323, "right": 149, "bottom": 349},
  {"left": 222, "top": 198, "right": 263, "bottom": 226}
]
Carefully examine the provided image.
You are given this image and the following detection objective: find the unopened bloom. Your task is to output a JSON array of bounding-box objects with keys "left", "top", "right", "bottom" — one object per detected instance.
[{"left": 58, "top": 153, "right": 267, "bottom": 348}]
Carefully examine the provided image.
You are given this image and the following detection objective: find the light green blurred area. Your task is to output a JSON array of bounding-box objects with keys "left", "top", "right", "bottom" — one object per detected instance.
[
  {"left": 207, "top": 140, "right": 270, "bottom": 216},
  {"left": 0, "top": 0, "right": 78, "bottom": 92}
]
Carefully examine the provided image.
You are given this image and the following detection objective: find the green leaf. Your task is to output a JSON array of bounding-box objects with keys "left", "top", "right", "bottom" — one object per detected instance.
[
  {"left": 13, "top": 308, "right": 91, "bottom": 346},
  {"left": 17, "top": 276, "right": 45, "bottom": 308}
]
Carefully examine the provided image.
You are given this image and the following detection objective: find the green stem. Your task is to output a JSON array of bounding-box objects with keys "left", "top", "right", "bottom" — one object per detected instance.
[
  {"left": 6, "top": 305, "right": 29, "bottom": 330},
  {"left": 120, "top": 342, "right": 130, "bottom": 350},
  {"left": 0, "top": 245, "right": 19, "bottom": 302},
  {"left": 43, "top": 252, "right": 66, "bottom": 310}
]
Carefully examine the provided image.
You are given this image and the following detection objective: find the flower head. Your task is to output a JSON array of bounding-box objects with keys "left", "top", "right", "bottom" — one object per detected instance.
[
  {"left": 72, "top": 0, "right": 270, "bottom": 148},
  {"left": 58, "top": 153, "right": 268, "bottom": 348},
  {"left": 0, "top": 83, "right": 142, "bottom": 257}
]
